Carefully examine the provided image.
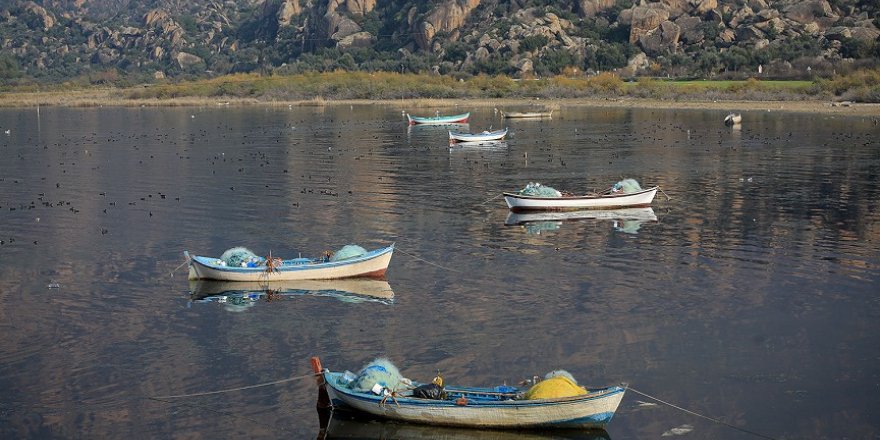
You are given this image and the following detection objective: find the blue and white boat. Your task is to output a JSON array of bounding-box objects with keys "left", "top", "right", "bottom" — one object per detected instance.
[
  {"left": 320, "top": 368, "right": 626, "bottom": 429},
  {"left": 407, "top": 112, "right": 470, "bottom": 125},
  {"left": 185, "top": 244, "right": 394, "bottom": 282},
  {"left": 448, "top": 127, "right": 508, "bottom": 143}
]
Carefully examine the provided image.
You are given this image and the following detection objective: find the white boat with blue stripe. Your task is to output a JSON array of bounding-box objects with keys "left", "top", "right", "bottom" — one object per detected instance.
[
  {"left": 448, "top": 127, "right": 508, "bottom": 143},
  {"left": 407, "top": 112, "right": 470, "bottom": 125},
  {"left": 321, "top": 369, "right": 625, "bottom": 429},
  {"left": 185, "top": 244, "right": 393, "bottom": 282}
]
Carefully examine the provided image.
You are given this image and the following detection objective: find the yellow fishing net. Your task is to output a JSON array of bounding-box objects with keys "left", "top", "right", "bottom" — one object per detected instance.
[{"left": 523, "top": 376, "right": 587, "bottom": 400}]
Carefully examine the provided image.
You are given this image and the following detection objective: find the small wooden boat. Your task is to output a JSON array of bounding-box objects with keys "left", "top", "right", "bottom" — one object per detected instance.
[
  {"left": 185, "top": 244, "right": 393, "bottom": 282},
  {"left": 449, "top": 127, "right": 508, "bottom": 143},
  {"left": 407, "top": 112, "right": 470, "bottom": 125},
  {"left": 317, "top": 362, "right": 626, "bottom": 429},
  {"left": 501, "top": 110, "right": 552, "bottom": 119},
  {"left": 504, "top": 187, "right": 658, "bottom": 212},
  {"left": 724, "top": 113, "right": 742, "bottom": 125}
]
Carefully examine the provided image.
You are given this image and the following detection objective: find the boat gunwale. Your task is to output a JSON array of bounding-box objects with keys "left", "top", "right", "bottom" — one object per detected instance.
[
  {"left": 503, "top": 186, "right": 659, "bottom": 201},
  {"left": 189, "top": 244, "right": 394, "bottom": 274}
]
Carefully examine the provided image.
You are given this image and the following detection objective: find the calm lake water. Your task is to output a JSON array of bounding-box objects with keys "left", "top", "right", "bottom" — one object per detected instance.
[{"left": 0, "top": 104, "right": 878, "bottom": 439}]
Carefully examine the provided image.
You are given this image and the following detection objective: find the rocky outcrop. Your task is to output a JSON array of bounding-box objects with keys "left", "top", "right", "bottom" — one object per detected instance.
[
  {"left": 21, "top": 1, "right": 55, "bottom": 30},
  {"left": 277, "top": 0, "right": 302, "bottom": 26},
  {"left": 1, "top": 0, "right": 878, "bottom": 81},
  {"left": 414, "top": 0, "right": 481, "bottom": 51},
  {"left": 625, "top": 6, "right": 670, "bottom": 44},
  {"left": 578, "top": 0, "right": 615, "bottom": 18},
  {"left": 176, "top": 52, "right": 204, "bottom": 69}
]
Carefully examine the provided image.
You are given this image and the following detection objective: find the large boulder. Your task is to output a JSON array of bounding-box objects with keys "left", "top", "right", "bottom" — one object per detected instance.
[
  {"left": 578, "top": 0, "right": 616, "bottom": 18},
  {"left": 337, "top": 31, "right": 375, "bottom": 50},
  {"left": 783, "top": 0, "right": 837, "bottom": 26},
  {"left": 849, "top": 26, "right": 880, "bottom": 42},
  {"left": 638, "top": 20, "right": 680, "bottom": 55},
  {"left": 414, "top": 0, "right": 481, "bottom": 51},
  {"left": 176, "top": 52, "right": 204, "bottom": 69},
  {"left": 675, "top": 15, "right": 704, "bottom": 44},
  {"left": 345, "top": 0, "right": 377, "bottom": 16},
  {"left": 627, "top": 6, "right": 671, "bottom": 44},
  {"left": 21, "top": 1, "right": 55, "bottom": 30},
  {"left": 277, "top": 0, "right": 302, "bottom": 26}
]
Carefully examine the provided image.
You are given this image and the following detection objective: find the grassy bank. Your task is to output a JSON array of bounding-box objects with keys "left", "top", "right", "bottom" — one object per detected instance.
[{"left": 1, "top": 70, "right": 879, "bottom": 112}]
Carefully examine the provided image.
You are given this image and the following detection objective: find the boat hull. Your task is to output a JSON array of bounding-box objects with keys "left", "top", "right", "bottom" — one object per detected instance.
[
  {"left": 323, "top": 371, "right": 625, "bottom": 429},
  {"left": 504, "top": 187, "right": 658, "bottom": 212},
  {"left": 408, "top": 112, "right": 470, "bottom": 125},
  {"left": 449, "top": 128, "right": 508, "bottom": 143},
  {"left": 502, "top": 111, "right": 552, "bottom": 119},
  {"left": 186, "top": 245, "right": 393, "bottom": 282}
]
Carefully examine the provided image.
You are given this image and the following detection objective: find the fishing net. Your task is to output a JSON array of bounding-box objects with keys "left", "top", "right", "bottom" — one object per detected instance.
[
  {"left": 612, "top": 178, "right": 642, "bottom": 194},
  {"left": 524, "top": 371, "right": 587, "bottom": 400},
  {"left": 518, "top": 182, "right": 562, "bottom": 197},
  {"left": 220, "top": 247, "right": 260, "bottom": 267},
  {"left": 348, "top": 358, "right": 408, "bottom": 393},
  {"left": 330, "top": 244, "right": 367, "bottom": 262}
]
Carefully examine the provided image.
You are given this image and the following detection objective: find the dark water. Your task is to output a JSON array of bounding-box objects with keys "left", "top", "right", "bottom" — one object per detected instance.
[{"left": 0, "top": 104, "right": 878, "bottom": 439}]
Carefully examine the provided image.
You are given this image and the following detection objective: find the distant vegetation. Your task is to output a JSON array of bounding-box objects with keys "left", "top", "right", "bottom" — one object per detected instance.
[{"left": 0, "top": 69, "right": 852, "bottom": 103}]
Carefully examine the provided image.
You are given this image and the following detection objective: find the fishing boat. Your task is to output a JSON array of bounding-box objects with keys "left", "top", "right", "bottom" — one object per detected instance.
[
  {"left": 189, "top": 278, "right": 395, "bottom": 305},
  {"left": 185, "top": 244, "right": 394, "bottom": 282},
  {"left": 407, "top": 112, "right": 470, "bottom": 125},
  {"left": 724, "top": 113, "right": 742, "bottom": 125},
  {"left": 501, "top": 110, "right": 552, "bottom": 119},
  {"left": 449, "top": 127, "right": 508, "bottom": 143},
  {"left": 316, "top": 359, "right": 626, "bottom": 430},
  {"left": 504, "top": 187, "right": 658, "bottom": 212}
]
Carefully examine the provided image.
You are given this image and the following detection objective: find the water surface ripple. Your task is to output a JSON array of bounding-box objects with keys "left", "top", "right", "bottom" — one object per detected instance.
[{"left": 0, "top": 105, "right": 878, "bottom": 439}]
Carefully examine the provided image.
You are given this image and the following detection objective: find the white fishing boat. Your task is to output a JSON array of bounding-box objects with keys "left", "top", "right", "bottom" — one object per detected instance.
[
  {"left": 185, "top": 244, "right": 393, "bottom": 282},
  {"left": 501, "top": 110, "right": 552, "bottom": 119},
  {"left": 407, "top": 112, "right": 470, "bottom": 125},
  {"left": 316, "top": 358, "right": 626, "bottom": 430},
  {"left": 449, "top": 128, "right": 508, "bottom": 143},
  {"left": 724, "top": 113, "right": 742, "bottom": 125},
  {"left": 504, "top": 187, "right": 658, "bottom": 212}
]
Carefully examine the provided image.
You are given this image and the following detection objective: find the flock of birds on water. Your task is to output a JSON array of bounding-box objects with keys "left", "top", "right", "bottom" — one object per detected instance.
[{"left": 1, "top": 108, "right": 878, "bottom": 251}]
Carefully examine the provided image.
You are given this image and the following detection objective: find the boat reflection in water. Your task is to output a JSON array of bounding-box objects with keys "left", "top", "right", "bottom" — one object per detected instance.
[
  {"left": 188, "top": 278, "right": 394, "bottom": 311},
  {"left": 505, "top": 207, "right": 658, "bottom": 235},
  {"left": 318, "top": 411, "right": 612, "bottom": 440},
  {"left": 449, "top": 140, "right": 509, "bottom": 151}
]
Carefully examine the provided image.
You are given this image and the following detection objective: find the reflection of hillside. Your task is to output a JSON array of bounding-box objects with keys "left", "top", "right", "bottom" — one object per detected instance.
[{"left": 0, "top": 106, "right": 878, "bottom": 439}]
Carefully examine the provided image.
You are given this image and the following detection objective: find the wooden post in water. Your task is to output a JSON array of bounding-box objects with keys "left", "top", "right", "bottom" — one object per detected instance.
[{"left": 312, "top": 356, "right": 331, "bottom": 437}]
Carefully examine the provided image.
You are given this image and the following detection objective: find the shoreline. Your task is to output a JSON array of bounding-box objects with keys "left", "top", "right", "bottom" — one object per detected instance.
[{"left": 1, "top": 90, "right": 879, "bottom": 116}]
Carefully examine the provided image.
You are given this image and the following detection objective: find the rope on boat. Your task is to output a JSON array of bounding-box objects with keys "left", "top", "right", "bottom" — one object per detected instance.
[
  {"left": 627, "top": 386, "right": 778, "bottom": 440},
  {"left": 169, "top": 258, "right": 190, "bottom": 278},
  {"left": 476, "top": 193, "right": 503, "bottom": 206},
  {"left": 659, "top": 186, "right": 672, "bottom": 201},
  {"left": 395, "top": 247, "right": 462, "bottom": 273},
  {"left": 149, "top": 372, "right": 318, "bottom": 400}
]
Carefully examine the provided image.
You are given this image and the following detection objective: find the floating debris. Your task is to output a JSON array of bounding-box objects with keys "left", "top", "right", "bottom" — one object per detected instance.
[{"left": 662, "top": 424, "right": 694, "bottom": 437}]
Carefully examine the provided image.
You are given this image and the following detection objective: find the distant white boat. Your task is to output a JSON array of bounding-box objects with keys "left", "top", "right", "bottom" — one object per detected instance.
[
  {"left": 501, "top": 110, "right": 552, "bottom": 119},
  {"left": 449, "top": 127, "right": 508, "bottom": 143},
  {"left": 724, "top": 113, "right": 742, "bottom": 125},
  {"left": 504, "top": 187, "right": 658, "bottom": 212}
]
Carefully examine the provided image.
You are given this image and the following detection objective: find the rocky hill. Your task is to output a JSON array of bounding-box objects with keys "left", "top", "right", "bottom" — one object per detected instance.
[{"left": 1, "top": 0, "right": 878, "bottom": 83}]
